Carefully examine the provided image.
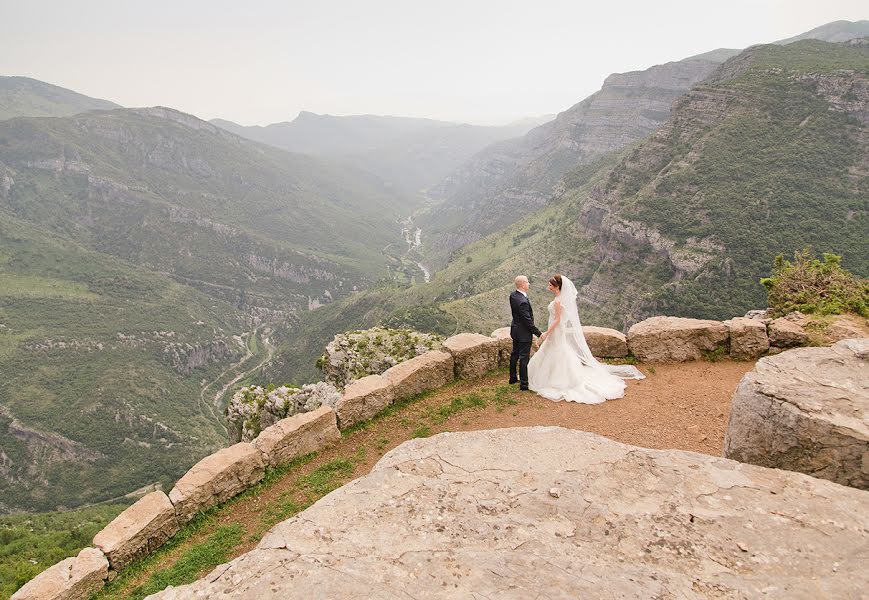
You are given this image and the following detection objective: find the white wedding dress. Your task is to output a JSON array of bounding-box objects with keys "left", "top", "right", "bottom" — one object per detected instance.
[{"left": 528, "top": 276, "right": 644, "bottom": 404}]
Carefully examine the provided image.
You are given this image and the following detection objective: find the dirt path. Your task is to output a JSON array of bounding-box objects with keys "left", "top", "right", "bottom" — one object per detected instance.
[{"left": 101, "top": 359, "right": 754, "bottom": 598}]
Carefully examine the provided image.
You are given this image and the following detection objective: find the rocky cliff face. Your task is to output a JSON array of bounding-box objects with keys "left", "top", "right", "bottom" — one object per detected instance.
[
  {"left": 419, "top": 56, "right": 727, "bottom": 266},
  {"left": 570, "top": 40, "right": 869, "bottom": 324}
]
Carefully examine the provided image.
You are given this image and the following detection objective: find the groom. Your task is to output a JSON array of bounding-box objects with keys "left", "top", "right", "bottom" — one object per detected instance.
[{"left": 509, "top": 275, "right": 542, "bottom": 391}]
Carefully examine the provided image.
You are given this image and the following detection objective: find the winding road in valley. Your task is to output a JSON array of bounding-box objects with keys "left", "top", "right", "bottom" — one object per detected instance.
[{"left": 198, "top": 325, "right": 275, "bottom": 435}]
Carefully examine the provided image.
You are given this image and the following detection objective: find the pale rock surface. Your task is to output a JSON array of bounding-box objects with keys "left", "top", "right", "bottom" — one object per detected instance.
[
  {"left": 442, "top": 333, "right": 500, "bottom": 379},
  {"left": 627, "top": 316, "right": 729, "bottom": 361},
  {"left": 169, "top": 443, "right": 265, "bottom": 524},
  {"left": 253, "top": 407, "right": 340, "bottom": 468},
  {"left": 725, "top": 339, "right": 869, "bottom": 490},
  {"left": 148, "top": 428, "right": 869, "bottom": 600},
  {"left": 767, "top": 317, "right": 808, "bottom": 348},
  {"left": 93, "top": 491, "right": 179, "bottom": 571},
  {"left": 582, "top": 325, "right": 629, "bottom": 357},
  {"left": 11, "top": 547, "right": 108, "bottom": 600},
  {"left": 726, "top": 317, "right": 769, "bottom": 359},
  {"left": 333, "top": 374, "right": 394, "bottom": 430},
  {"left": 381, "top": 351, "right": 453, "bottom": 401},
  {"left": 824, "top": 315, "right": 868, "bottom": 343}
]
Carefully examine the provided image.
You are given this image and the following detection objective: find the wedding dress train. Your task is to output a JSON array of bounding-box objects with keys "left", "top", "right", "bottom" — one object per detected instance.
[{"left": 528, "top": 276, "right": 644, "bottom": 404}]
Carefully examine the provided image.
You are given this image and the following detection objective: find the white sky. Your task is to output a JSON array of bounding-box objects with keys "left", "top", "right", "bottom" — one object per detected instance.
[{"left": 1, "top": 0, "right": 866, "bottom": 125}]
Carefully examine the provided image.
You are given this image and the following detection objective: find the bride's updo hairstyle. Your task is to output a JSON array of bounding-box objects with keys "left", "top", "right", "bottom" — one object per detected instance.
[{"left": 548, "top": 274, "right": 563, "bottom": 290}]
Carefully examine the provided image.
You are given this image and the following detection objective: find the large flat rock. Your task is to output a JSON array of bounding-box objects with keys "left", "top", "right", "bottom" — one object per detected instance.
[
  {"left": 148, "top": 428, "right": 869, "bottom": 599},
  {"left": 725, "top": 338, "right": 869, "bottom": 490}
]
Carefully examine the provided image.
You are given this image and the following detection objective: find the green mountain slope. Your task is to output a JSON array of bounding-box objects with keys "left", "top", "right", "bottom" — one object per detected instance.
[
  {"left": 0, "top": 76, "right": 120, "bottom": 120},
  {"left": 0, "top": 104, "right": 422, "bottom": 512},
  {"left": 0, "top": 209, "right": 247, "bottom": 512},
  {"left": 440, "top": 39, "right": 869, "bottom": 330}
]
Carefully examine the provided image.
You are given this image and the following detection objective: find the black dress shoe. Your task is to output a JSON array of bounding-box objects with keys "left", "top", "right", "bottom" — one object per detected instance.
[
  {"left": 508, "top": 379, "right": 518, "bottom": 385},
  {"left": 519, "top": 386, "right": 530, "bottom": 391}
]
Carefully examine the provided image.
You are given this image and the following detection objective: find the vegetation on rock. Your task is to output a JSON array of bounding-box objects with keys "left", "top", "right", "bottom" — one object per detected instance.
[{"left": 761, "top": 249, "right": 868, "bottom": 317}]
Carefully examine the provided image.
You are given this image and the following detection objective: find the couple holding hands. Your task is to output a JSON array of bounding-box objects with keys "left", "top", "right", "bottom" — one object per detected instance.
[{"left": 508, "top": 274, "right": 643, "bottom": 404}]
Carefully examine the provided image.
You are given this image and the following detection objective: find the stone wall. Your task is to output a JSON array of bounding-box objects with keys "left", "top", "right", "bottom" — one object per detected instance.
[{"left": 13, "top": 311, "right": 847, "bottom": 599}]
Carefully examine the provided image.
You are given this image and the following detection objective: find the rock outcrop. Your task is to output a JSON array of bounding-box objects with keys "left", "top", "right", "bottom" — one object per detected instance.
[
  {"left": 627, "top": 316, "right": 729, "bottom": 361},
  {"left": 93, "top": 491, "right": 179, "bottom": 571},
  {"left": 725, "top": 338, "right": 869, "bottom": 490},
  {"left": 149, "top": 428, "right": 869, "bottom": 599},
  {"left": 11, "top": 547, "right": 108, "bottom": 600},
  {"left": 225, "top": 382, "right": 340, "bottom": 443},
  {"left": 319, "top": 327, "right": 443, "bottom": 388}
]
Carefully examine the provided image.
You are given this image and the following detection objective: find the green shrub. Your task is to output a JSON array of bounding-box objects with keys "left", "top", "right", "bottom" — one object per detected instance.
[{"left": 761, "top": 249, "right": 868, "bottom": 318}]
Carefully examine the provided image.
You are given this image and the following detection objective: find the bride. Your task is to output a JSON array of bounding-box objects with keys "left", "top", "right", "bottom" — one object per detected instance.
[{"left": 528, "top": 274, "right": 644, "bottom": 404}]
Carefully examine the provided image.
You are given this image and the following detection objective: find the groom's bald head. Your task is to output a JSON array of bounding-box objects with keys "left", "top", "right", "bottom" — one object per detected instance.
[{"left": 515, "top": 275, "right": 529, "bottom": 292}]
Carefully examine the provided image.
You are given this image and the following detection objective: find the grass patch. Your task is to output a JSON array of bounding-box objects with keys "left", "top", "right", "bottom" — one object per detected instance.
[
  {"left": 702, "top": 346, "right": 727, "bottom": 363},
  {"left": 122, "top": 524, "right": 244, "bottom": 600},
  {"left": 411, "top": 425, "right": 432, "bottom": 439}
]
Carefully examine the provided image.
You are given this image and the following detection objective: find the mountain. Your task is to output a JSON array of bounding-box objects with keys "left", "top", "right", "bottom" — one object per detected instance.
[
  {"left": 0, "top": 104, "right": 419, "bottom": 512},
  {"left": 0, "top": 76, "right": 120, "bottom": 120},
  {"left": 774, "top": 19, "right": 869, "bottom": 45},
  {"left": 417, "top": 20, "right": 869, "bottom": 269},
  {"left": 432, "top": 39, "right": 869, "bottom": 332},
  {"left": 211, "top": 112, "right": 540, "bottom": 193},
  {"left": 270, "top": 38, "right": 869, "bottom": 383},
  {"left": 417, "top": 54, "right": 730, "bottom": 267}
]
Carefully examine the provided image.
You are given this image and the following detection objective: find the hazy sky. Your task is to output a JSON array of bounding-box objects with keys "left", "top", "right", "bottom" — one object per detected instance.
[{"left": 1, "top": 1, "right": 866, "bottom": 125}]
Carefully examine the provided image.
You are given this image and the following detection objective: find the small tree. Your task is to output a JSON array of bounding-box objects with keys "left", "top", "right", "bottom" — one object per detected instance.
[{"left": 761, "top": 249, "right": 868, "bottom": 318}]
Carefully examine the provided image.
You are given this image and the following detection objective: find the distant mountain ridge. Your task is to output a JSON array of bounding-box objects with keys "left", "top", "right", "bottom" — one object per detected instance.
[
  {"left": 211, "top": 112, "right": 543, "bottom": 193},
  {"left": 0, "top": 76, "right": 120, "bottom": 120}
]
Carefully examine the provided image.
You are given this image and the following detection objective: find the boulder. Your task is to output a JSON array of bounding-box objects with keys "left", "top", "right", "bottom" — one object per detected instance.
[
  {"left": 725, "top": 339, "right": 869, "bottom": 490},
  {"left": 490, "top": 327, "right": 513, "bottom": 367},
  {"left": 334, "top": 374, "right": 394, "bottom": 430},
  {"left": 582, "top": 326, "right": 629, "bottom": 357},
  {"left": 11, "top": 547, "right": 108, "bottom": 600},
  {"left": 382, "top": 351, "right": 454, "bottom": 401},
  {"left": 627, "top": 316, "right": 729, "bottom": 362},
  {"left": 767, "top": 317, "right": 808, "bottom": 348},
  {"left": 442, "top": 333, "right": 500, "bottom": 379},
  {"left": 253, "top": 407, "right": 340, "bottom": 468},
  {"left": 169, "top": 443, "right": 265, "bottom": 524},
  {"left": 93, "top": 491, "right": 179, "bottom": 571},
  {"left": 149, "top": 428, "right": 869, "bottom": 600},
  {"left": 726, "top": 317, "right": 769, "bottom": 359}
]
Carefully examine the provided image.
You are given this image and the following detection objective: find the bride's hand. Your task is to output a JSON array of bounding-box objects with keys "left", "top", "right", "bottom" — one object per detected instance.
[{"left": 539, "top": 332, "right": 548, "bottom": 343}]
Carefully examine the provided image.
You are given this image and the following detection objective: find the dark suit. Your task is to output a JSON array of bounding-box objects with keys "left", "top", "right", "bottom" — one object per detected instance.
[{"left": 509, "top": 289, "right": 542, "bottom": 388}]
